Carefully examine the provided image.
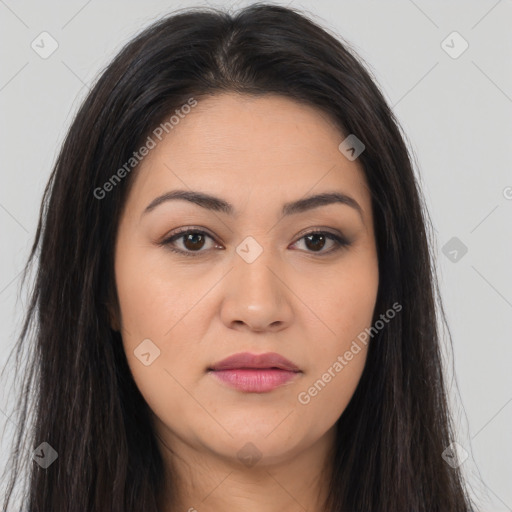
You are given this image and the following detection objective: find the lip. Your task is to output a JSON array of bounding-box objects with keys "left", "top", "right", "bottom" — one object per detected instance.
[
  {"left": 209, "top": 351, "right": 300, "bottom": 372},
  {"left": 208, "top": 352, "right": 302, "bottom": 393}
]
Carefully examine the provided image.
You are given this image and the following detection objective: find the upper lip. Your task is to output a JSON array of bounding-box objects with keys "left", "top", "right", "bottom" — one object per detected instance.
[{"left": 209, "top": 352, "right": 301, "bottom": 372}]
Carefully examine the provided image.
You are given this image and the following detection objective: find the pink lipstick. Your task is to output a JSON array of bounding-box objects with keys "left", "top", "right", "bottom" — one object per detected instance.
[{"left": 208, "top": 352, "right": 302, "bottom": 393}]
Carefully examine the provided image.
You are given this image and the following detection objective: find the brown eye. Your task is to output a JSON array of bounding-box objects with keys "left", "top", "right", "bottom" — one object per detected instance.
[
  {"left": 182, "top": 232, "right": 206, "bottom": 251},
  {"left": 161, "top": 229, "right": 219, "bottom": 256},
  {"left": 304, "top": 233, "right": 327, "bottom": 252},
  {"left": 292, "top": 230, "right": 351, "bottom": 255}
]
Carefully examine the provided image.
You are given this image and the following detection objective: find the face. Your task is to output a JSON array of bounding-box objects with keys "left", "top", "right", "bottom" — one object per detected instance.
[{"left": 113, "top": 93, "right": 379, "bottom": 470}]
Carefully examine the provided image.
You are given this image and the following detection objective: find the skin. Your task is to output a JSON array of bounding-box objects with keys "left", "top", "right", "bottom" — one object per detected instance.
[{"left": 112, "top": 93, "right": 379, "bottom": 512}]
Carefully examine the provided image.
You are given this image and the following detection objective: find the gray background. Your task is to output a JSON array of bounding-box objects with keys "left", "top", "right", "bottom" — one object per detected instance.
[{"left": 1, "top": 0, "right": 511, "bottom": 510}]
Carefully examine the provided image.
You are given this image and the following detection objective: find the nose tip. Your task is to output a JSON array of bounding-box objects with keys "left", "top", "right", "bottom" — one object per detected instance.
[{"left": 220, "top": 255, "right": 293, "bottom": 332}]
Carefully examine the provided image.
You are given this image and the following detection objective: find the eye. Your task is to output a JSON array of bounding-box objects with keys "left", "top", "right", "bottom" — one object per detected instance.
[
  {"left": 160, "top": 228, "right": 220, "bottom": 256},
  {"left": 290, "top": 229, "right": 351, "bottom": 254}
]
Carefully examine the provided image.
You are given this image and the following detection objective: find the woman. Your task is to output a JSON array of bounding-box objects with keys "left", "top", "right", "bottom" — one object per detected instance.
[{"left": 1, "top": 3, "right": 476, "bottom": 511}]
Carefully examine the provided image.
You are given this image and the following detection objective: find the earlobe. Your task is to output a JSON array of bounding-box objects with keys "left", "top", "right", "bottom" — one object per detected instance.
[{"left": 106, "top": 302, "right": 120, "bottom": 332}]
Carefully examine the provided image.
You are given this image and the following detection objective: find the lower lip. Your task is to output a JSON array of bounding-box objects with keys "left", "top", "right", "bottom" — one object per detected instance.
[{"left": 209, "top": 369, "right": 300, "bottom": 392}]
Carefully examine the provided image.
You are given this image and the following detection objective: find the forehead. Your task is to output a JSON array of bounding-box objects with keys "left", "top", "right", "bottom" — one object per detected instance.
[{"left": 126, "top": 93, "right": 371, "bottom": 218}]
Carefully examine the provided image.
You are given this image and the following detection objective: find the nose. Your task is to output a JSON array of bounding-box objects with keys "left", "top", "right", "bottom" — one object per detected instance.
[{"left": 219, "top": 246, "right": 294, "bottom": 332}]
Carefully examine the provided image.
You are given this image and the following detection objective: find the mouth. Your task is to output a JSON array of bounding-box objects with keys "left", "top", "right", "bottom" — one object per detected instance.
[{"left": 207, "top": 352, "right": 302, "bottom": 393}]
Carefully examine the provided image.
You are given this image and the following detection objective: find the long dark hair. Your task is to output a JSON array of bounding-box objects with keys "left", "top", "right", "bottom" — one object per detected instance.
[{"left": 1, "top": 3, "right": 476, "bottom": 510}]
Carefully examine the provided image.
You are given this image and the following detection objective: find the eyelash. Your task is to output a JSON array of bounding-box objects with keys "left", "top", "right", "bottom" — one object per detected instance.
[{"left": 159, "top": 227, "right": 351, "bottom": 257}]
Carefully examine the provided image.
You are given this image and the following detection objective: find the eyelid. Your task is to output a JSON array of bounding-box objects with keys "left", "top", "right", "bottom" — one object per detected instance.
[
  {"left": 291, "top": 226, "right": 348, "bottom": 244},
  {"left": 162, "top": 225, "right": 216, "bottom": 241}
]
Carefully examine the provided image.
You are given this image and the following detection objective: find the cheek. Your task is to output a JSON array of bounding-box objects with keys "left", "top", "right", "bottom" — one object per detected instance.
[
  {"left": 114, "top": 241, "right": 204, "bottom": 338},
  {"left": 113, "top": 248, "right": 169, "bottom": 359},
  {"left": 114, "top": 263, "right": 194, "bottom": 424},
  {"left": 297, "top": 353, "right": 368, "bottom": 436},
  {"left": 296, "top": 287, "right": 374, "bottom": 428},
  {"left": 114, "top": 244, "right": 217, "bottom": 407},
  {"left": 296, "top": 255, "right": 378, "bottom": 421},
  {"left": 304, "top": 248, "right": 379, "bottom": 350}
]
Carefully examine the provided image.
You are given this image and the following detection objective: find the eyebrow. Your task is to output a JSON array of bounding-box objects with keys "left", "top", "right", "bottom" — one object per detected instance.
[{"left": 142, "top": 189, "right": 364, "bottom": 222}]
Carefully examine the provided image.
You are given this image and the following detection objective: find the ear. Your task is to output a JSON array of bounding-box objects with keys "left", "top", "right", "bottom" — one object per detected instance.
[
  {"left": 105, "top": 282, "right": 121, "bottom": 332},
  {"left": 106, "top": 301, "right": 121, "bottom": 332}
]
